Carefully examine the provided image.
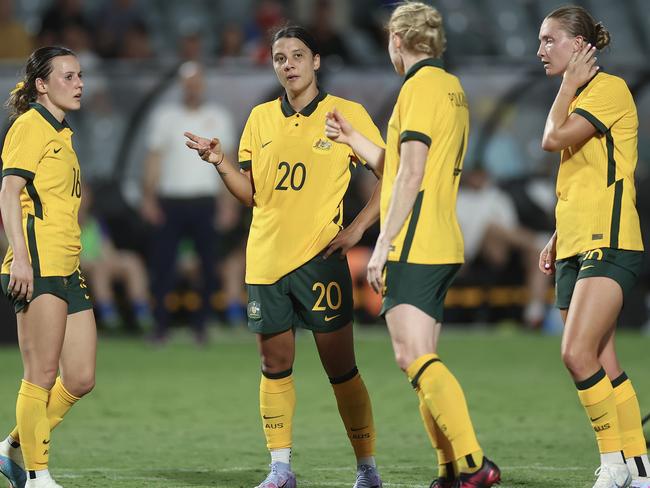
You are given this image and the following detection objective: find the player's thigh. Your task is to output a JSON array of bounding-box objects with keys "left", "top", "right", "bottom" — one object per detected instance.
[
  {"left": 381, "top": 262, "right": 459, "bottom": 367},
  {"left": 563, "top": 248, "right": 642, "bottom": 354},
  {"left": 17, "top": 294, "right": 68, "bottom": 388},
  {"left": 563, "top": 276, "right": 623, "bottom": 355},
  {"left": 289, "top": 254, "right": 354, "bottom": 333}
]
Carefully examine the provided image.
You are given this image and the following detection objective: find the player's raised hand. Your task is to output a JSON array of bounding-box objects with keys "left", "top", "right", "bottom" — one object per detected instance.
[
  {"left": 563, "top": 42, "right": 598, "bottom": 89},
  {"left": 325, "top": 108, "right": 355, "bottom": 145},
  {"left": 184, "top": 132, "right": 224, "bottom": 165}
]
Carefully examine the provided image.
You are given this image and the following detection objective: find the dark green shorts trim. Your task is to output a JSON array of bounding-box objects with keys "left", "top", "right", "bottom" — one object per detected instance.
[
  {"left": 555, "top": 248, "right": 643, "bottom": 309},
  {"left": 246, "top": 253, "right": 353, "bottom": 334},
  {"left": 1, "top": 269, "right": 93, "bottom": 314},
  {"left": 381, "top": 262, "right": 461, "bottom": 322}
]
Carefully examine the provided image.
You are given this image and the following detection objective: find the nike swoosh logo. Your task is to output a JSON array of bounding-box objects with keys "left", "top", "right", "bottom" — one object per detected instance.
[
  {"left": 324, "top": 314, "right": 341, "bottom": 322},
  {"left": 351, "top": 426, "right": 368, "bottom": 432},
  {"left": 43, "top": 439, "right": 50, "bottom": 444},
  {"left": 84, "top": 294, "right": 90, "bottom": 299},
  {"left": 263, "top": 414, "right": 283, "bottom": 420},
  {"left": 53, "top": 147, "right": 62, "bottom": 154},
  {"left": 590, "top": 413, "right": 607, "bottom": 422},
  {"left": 261, "top": 140, "right": 272, "bottom": 148},
  {"left": 581, "top": 265, "right": 595, "bottom": 270}
]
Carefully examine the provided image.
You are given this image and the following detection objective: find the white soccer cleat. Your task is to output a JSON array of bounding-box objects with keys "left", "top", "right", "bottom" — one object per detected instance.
[
  {"left": 593, "top": 464, "right": 632, "bottom": 488},
  {"left": 25, "top": 474, "right": 62, "bottom": 488},
  {"left": 353, "top": 464, "right": 382, "bottom": 488},
  {"left": 631, "top": 478, "right": 650, "bottom": 488},
  {"left": 0, "top": 439, "right": 26, "bottom": 488}
]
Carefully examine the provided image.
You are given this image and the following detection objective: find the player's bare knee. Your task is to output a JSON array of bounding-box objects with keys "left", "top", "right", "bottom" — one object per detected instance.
[
  {"left": 24, "top": 367, "right": 58, "bottom": 391},
  {"left": 64, "top": 373, "right": 95, "bottom": 397},
  {"left": 260, "top": 355, "right": 293, "bottom": 375},
  {"left": 393, "top": 349, "right": 414, "bottom": 372},
  {"left": 561, "top": 345, "right": 595, "bottom": 378}
]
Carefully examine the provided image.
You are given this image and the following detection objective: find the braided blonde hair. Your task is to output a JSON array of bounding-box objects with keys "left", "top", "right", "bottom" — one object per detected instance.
[{"left": 388, "top": 2, "right": 446, "bottom": 58}]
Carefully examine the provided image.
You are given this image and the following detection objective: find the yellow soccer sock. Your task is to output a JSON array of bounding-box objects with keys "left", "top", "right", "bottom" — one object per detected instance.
[
  {"left": 407, "top": 354, "right": 483, "bottom": 475},
  {"left": 330, "top": 367, "right": 376, "bottom": 460},
  {"left": 260, "top": 370, "right": 295, "bottom": 450},
  {"left": 612, "top": 372, "right": 648, "bottom": 459},
  {"left": 417, "top": 390, "right": 455, "bottom": 479},
  {"left": 16, "top": 380, "right": 51, "bottom": 471},
  {"left": 577, "top": 368, "right": 623, "bottom": 454},
  {"left": 8, "top": 377, "right": 80, "bottom": 444}
]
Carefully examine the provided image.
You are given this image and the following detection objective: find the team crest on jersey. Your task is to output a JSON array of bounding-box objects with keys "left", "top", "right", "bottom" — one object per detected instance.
[
  {"left": 312, "top": 137, "right": 332, "bottom": 154},
  {"left": 247, "top": 301, "right": 262, "bottom": 320}
]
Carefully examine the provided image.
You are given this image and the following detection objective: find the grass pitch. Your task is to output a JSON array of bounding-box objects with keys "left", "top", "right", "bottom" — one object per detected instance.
[{"left": 0, "top": 326, "right": 648, "bottom": 487}]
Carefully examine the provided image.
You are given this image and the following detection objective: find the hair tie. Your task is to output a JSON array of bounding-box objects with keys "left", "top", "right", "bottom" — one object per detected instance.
[{"left": 10, "top": 81, "right": 25, "bottom": 95}]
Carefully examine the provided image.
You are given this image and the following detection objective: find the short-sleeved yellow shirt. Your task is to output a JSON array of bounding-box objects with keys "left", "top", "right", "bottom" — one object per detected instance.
[
  {"left": 556, "top": 72, "right": 643, "bottom": 259},
  {"left": 382, "top": 58, "right": 468, "bottom": 264},
  {"left": 238, "top": 91, "right": 384, "bottom": 284},
  {"left": 2, "top": 103, "right": 82, "bottom": 276}
]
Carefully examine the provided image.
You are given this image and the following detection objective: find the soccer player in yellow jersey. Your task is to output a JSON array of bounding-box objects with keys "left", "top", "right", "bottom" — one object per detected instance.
[
  {"left": 537, "top": 6, "right": 649, "bottom": 488},
  {"left": 185, "top": 26, "right": 385, "bottom": 488},
  {"left": 325, "top": 3, "right": 500, "bottom": 488},
  {"left": 0, "top": 47, "right": 96, "bottom": 488}
]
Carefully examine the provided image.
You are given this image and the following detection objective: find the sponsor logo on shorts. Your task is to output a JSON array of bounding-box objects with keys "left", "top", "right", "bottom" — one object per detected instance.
[
  {"left": 324, "top": 314, "right": 340, "bottom": 322},
  {"left": 247, "top": 301, "right": 262, "bottom": 320}
]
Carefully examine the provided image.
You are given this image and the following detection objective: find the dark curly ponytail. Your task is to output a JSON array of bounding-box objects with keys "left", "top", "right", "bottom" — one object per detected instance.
[{"left": 5, "top": 46, "right": 76, "bottom": 120}]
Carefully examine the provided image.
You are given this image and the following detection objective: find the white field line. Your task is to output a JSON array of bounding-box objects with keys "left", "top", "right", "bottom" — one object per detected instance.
[{"left": 53, "top": 464, "right": 589, "bottom": 488}]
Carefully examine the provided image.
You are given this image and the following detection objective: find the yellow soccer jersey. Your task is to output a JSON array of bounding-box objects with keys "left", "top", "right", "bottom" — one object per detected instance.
[
  {"left": 239, "top": 91, "right": 384, "bottom": 284},
  {"left": 556, "top": 72, "right": 643, "bottom": 259},
  {"left": 2, "top": 103, "right": 82, "bottom": 277},
  {"left": 382, "top": 58, "right": 468, "bottom": 264}
]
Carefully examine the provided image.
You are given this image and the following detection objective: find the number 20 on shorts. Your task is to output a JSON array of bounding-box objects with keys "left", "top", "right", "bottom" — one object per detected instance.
[{"left": 312, "top": 281, "right": 342, "bottom": 311}]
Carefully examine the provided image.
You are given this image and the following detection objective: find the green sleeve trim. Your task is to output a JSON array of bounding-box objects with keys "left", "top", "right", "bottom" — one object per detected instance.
[
  {"left": 2, "top": 168, "right": 35, "bottom": 180},
  {"left": 239, "top": 160, "right": 252, "bottom": 171},
  {"left": 400, "top": 130, "right": 431, "bottom": 147},
  {"left": 573, "top": 108, "right": 607, "bottom": 134}
]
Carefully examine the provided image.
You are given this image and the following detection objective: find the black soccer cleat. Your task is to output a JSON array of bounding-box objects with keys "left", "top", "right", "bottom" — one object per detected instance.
[{"left": 430, "top": 476, "right": 455, "bottom": 488}]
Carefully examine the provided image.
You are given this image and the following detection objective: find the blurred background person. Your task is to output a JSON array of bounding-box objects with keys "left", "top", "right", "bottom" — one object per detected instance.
[
  {"left": 0, "top": 0, "right": 33, "bottom": 61},
  {"left": 308, "top": 0, "right": 351, "bottom": 67},
  {"left": 141, "top": 61, "right": 235, "bottom": 344},
  {"left": 37, "top": 0, "right": 89, "bottom": 47},
  {"left": 92, "top": 0, "right": 146, "bottom": 58},
  {"left": 456, "top": 166, "right": 552, "bottom": 329},
  {"left": 79, "top": 184, "right": 153, "bottom": 332}
]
